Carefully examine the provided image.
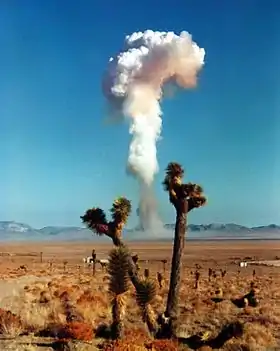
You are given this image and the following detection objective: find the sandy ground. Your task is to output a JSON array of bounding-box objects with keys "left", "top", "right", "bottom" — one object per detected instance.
[
  {"left": 0, "top": 239, "right": 279, "bottom": 307},
  {"left": 1, "top": 239, "right": 280, "bottom": 261},
  {"left": 0, "top": 240, "right": 280, "bottom": 350},
  {"left": 0, "top": 239, "right": 280, "bottom": 281},
  {"left": 0, "top": 239, "right": 280, "bottom": 269}
]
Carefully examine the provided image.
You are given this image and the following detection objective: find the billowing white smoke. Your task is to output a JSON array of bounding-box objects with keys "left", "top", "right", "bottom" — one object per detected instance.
[{"left": 103, "top": 30, "right": 205, "bottom": 233}]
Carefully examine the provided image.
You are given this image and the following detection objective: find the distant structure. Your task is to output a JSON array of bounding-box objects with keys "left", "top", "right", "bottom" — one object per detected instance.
[
  {"left": 83, "top": 256, "right": 94, "bottom": 264},
  {"left": 239, "top": 261, "right": 248, "bottom": 268},
  {"left": 82, "top": 256, "right": 109, "bottom": 269}
]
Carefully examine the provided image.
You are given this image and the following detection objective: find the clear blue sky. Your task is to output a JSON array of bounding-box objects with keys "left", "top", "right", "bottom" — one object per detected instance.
[{"left": 0, "top": 0, "right": 279, "bottom": 229}]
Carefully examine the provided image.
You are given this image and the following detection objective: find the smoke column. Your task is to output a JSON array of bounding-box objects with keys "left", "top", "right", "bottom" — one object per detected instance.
[{"left": 102, "top": 30, "right": 205, "bottom": 233}]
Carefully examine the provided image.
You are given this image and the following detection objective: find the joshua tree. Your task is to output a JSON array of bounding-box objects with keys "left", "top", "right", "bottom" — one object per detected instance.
[
  {"left": 77, "top": 265, "right": 81, "bottom": 275},
  {"left": 208, "top": 268, "right": 213, "bottom": 282},
  {"left": 213, "top": 270, "right": 217, "bottom": 279},
  {"left": 144, "top": 268, "right": 150, "bottom": 279},
  {"left": 194, "top": 270, "right": 200, "bottom": 290},
  {"left": 92, "top": 249, "right": 96, "bottom": 260},
  {"left": 80, "top": 197, "right": 141, "bottom": 286},
  {"left": 63, "top": 260, "right": 68, "bottom": 273},
  {"left": 157, "top": 272, "right": 163, "bottom": 289},
  {"left": 221, "top": 269, "right": 227, "bottom": 279},
  {"left": 162, "top": 162, "right": 206, "bottom": 337},
  {"left": 81, "top": 197, "right": 160, "bottom": 336},
  {"left": 92, "top": 249, "right": 97, "bottom": 276},
  {"left": 161, "top": 259, "right": 167, "bottom": 273},
  {"left": 107, "top": 246, "right": 130, "bottom": 339}
]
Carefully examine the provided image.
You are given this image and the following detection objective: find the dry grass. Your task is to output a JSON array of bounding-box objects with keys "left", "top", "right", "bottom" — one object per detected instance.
[{"left": 0, "top": 241, "right": 279, "bottom": 350}]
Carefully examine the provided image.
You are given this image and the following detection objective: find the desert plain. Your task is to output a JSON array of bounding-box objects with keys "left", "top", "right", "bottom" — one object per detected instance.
[{"left": 0, "top": 240, "right": 280, "bottom": 350}]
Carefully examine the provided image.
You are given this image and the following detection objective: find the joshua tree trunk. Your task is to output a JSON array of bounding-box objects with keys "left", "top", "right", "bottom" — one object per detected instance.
[
  {"left": 116, "top": 243, "right": 142, "bottom": 291},
  {"left": 92, "top": 251, "right": 96, "bottom": 276},
  {"left": 164, "top": 204, "right": 187, "bottom": 337},
  {"left": 109, "top": 226, "right": 142, "bottom": 290},
  {"left": 142, "top": 304, "right": 158, "bottom": 336},
  {"left": 111, "top": 296, "right": 125, "bottom": 339},
  {"left": 92, "top": 262, "right": 96, "bottom": 276}
]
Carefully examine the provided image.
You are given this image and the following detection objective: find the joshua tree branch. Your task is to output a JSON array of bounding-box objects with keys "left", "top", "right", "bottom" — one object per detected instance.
[
  {"left": 104, "top": 233, "right": 145, "bottom": 290},
  {"left": 168, "top": 184, "right": 206, "bottom": 213}
]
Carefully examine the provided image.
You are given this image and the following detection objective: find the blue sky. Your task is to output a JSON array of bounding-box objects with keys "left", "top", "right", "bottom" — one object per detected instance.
[{"left": 0, "top": 0, "right": 279, "bottom": 229}]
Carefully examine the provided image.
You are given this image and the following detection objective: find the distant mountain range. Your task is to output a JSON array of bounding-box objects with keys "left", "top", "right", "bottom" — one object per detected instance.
[{"left": 0, "top": 221, "right": 279, "bottom": 241}]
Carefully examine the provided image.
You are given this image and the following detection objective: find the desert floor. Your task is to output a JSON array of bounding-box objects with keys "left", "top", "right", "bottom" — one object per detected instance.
[{"left": 0, "top": 240, "right": 279, "bottom": 350}]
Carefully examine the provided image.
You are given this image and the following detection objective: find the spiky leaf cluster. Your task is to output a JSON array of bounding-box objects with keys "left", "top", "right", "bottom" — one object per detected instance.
[
  {"left": 110, "top": 197, "right": 132, "bottom": 224},
  {"left": 182, "top": 182, "right": 207, "bottom": 208},
  {"left": 80, "top": 208, "right": 108, "bottom": 235},
  {"left": 162, "top": 162, "right": 184, "bottom": 192},
  {"left": 181, "top": 183, "right": 203, "bottom": 197},
  {"left": 136, "top": 279, "right": 157, "bottom": 307},
  {"left": 108, "top": 247, "right": 130, "bottom": 296},
  {"left": 162, "top": 162, "right": 207, "bottom": 210},
  {"left": 165, "top": 162, "right": 184, "bottom": 179},
  {"left": 188, "top": 195, "right": 207, "bottom": 209}
]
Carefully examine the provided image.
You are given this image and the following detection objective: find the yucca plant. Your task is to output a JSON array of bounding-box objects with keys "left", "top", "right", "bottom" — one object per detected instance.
[
  {"left": 107, "top": 246, "right": 130, "bottom": 339},
  {"left": 136, "top": 278, "right": 158, "bottom": 336},
  {"left": 161, "top": 162, "right": 207, "bottom": 338}
]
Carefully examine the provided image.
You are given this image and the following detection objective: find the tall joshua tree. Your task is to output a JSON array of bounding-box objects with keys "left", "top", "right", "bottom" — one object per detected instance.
[{"left": 162, "top": 162, "right": 206, "bottom": 337}]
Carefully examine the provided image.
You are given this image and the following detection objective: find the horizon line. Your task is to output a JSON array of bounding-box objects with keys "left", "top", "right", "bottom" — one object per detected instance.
[{"left": 0, "top": 220, "right": 279, "bottom": 230}]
